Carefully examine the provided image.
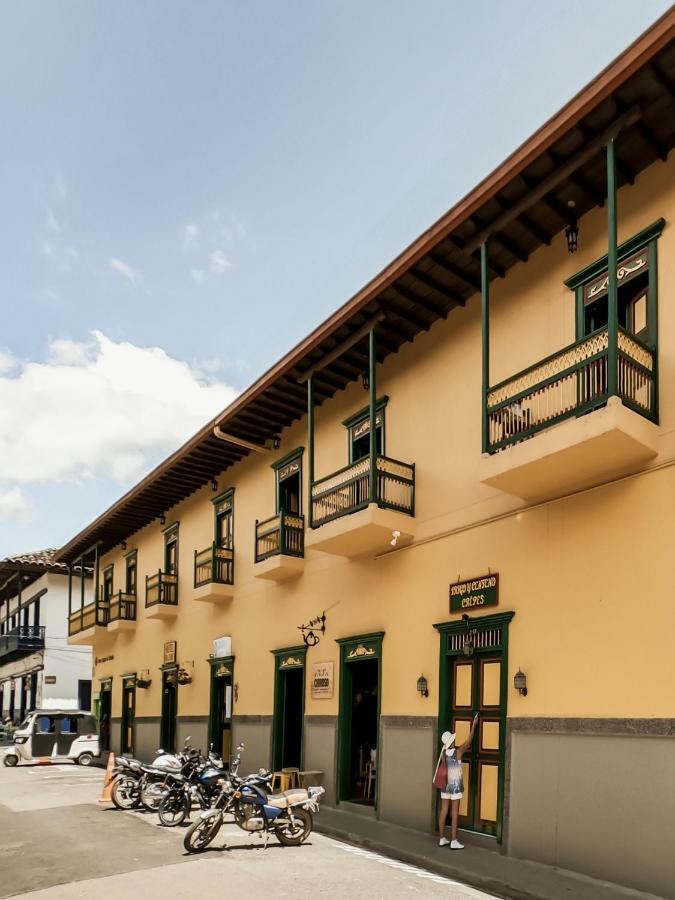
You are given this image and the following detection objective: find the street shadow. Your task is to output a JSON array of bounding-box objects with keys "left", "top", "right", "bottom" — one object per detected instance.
[{"left": 182, "top": 840, "right": 314, "bottom": 856}]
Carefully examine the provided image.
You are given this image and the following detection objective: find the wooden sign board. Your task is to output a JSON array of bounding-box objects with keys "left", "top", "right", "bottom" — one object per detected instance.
[
  {"left": 450, "top": 574, "right": 499, "bottom": 613},
  {"left": 311, "top": 662, "right": 334, "bottom": 699},
  {"left": 164, "top": 641, "right": 177, "bottom": 665}
]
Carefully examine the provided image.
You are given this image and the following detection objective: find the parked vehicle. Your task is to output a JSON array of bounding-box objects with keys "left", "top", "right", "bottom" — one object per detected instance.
[
  {"left": 2, "top": 710, "right": 99, "bottom": 767},
  {"left": 183, "top": 744, "right": 324, "bottom": 852},
  {"left": 157, "top": 749, "right": 229, "bottom": 826}
]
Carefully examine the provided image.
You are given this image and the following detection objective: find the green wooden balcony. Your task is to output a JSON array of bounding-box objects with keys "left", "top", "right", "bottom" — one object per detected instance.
[
  {"left": 307, "top": 455, "right": 416, "bottom": 558},
  {"left": 193, "top": 543, "right": 235, "bottom": 601},
  {"left": 253, "top": 512, "right": 305, "bottom": 582},
  {"left": 107, "top": 591, "right": 137, "bottom": 632},
  {"left": 145, "top": 570, "right": 178, "bottom": 617},
  {"left": 68, "top": 600, "right": 108, "bottom": 644},
  {"left": 480, "top": 326, "right": 659, "bottom": 500}
]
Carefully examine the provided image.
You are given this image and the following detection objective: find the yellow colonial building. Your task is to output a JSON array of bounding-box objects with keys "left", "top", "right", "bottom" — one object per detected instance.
[{"left": 58, "top": 14, "right": 675, "bottom": 897}]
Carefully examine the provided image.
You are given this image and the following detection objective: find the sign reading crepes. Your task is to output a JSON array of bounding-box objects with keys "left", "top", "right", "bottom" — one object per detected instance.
[
  {"left": 311, "top": 662, "right": 334, "bottom": 699},
  {"left": 450, "top": 574, "right": 499, "bottom": 613}
]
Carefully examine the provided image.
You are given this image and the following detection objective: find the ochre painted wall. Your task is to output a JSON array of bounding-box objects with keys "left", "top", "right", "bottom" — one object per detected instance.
[{"left": 90, "top": 152, "right": 675, "bottom": 723}]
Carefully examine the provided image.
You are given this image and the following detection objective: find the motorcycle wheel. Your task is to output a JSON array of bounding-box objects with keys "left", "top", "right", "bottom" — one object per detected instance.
[
  {"left": 3, "top": 754, "right": 19, "bottom": 767},
  {"left": 275, "top": 808, "right": 313, "bottom": 846},
  {"left": 111, "top": 776, "right": 140, "bottom": 810},
  {"left": 140, "top": 781, "right": 168, "bottom": 812},
  {"left": 158, "top": 790, "right": 189, "bottom": 827},
  {"left": 183, "top": 811, "right": 223, "bottom": 853}
]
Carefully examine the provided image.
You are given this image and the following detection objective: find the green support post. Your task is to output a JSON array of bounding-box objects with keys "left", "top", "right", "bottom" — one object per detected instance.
[
  {"left": 307, "top": 376, "right": 315, "bottom": 529},
  {"left": 94, "top": 544, "right": 100, "bottom": 622},
  {"left": 481, "top": 242, "right": 490, "bottom": 454},
  {"left": 368, "top": 329, "right": 377, "bottom": 504},
  {"left": 607, "top": 138, "right": 618, "bottom": 399},
  {"left": 67, "top": 564, "right": 72, "bottom": 620},
  {"left": 79, "top": 555, "right": 85, "bottom": 613}
]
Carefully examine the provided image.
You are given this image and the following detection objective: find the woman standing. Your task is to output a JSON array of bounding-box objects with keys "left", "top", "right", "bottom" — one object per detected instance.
[{"left": 434, "top": 713, "right": 478, "bottom": 849}]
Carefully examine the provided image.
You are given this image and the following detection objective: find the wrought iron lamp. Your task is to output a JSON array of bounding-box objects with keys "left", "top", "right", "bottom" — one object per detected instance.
[
  {"left": 361, "top": 372, "right": 370, "bottom": 390},
  {"left": 461, "top": 613, "right": 477, "bottom": 656},
  {"left": 514, "top": 669, "right": 528, "bottom": 696},
  {"left": 565, "top": 200, "right": 579, "bottom": 253},
  {"left": 416, "top": 674, "right": 429, "bottom": 698}
]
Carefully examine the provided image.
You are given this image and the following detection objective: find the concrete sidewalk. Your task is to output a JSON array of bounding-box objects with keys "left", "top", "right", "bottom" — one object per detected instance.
[{"left": 314, "top": 808, "right": 664, "bottom": 900}]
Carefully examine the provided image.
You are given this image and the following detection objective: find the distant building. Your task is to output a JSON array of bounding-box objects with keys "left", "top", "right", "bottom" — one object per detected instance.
[{"left": 0, "top": 550, "right": 92, "bottom": 721}]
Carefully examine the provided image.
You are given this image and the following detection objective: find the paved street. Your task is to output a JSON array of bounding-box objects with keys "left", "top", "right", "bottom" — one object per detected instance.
[{"left": 0, "top": 763, "right": 496, "bottom": 900}]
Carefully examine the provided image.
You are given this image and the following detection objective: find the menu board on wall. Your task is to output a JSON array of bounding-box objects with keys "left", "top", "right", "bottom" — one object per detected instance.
[{"left": 311, "top": 662, "right": 334, "bottom": 699}]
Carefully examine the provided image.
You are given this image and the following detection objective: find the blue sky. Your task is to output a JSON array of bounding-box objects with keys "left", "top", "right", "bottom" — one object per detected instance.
[{"left": 0, "top": 0, "right": 671, "bottom": 555}]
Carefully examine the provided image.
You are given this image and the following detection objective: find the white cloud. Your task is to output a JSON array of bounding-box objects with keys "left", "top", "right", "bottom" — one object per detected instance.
[
  {"left": 210, "top": 250, "right": 231, "bottom": 274},
  {"left": 54, "top": 173, "right": 67, "bottom": 201},
  {"left": 110, "top": 257, "right": 140, "bottom": 288},
  {"left": 0, "top": 488, "right": 33, "bottom": 523},
  {"left": 183, "top": 223, "right": 199, "bottom": 248},
  {"left": 0, "top": 351, "right": 18, "bottom": 375},
  {"left": 45, "top": 209, "right": 61, "bottom": 234},
  {"left": 191, "top": 268, "right": 206, "bottom": 285},
  {"left": 0, "top": 332, "right": 238, "bottom": 485}
]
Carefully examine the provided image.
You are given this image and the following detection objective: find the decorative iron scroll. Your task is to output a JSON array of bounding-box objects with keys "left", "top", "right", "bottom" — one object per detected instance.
[{"left": 298, "top": 612, "right": 326, "bottom": 647}]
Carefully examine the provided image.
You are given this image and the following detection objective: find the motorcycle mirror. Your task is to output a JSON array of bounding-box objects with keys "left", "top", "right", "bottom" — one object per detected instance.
[{"left": 185, "top": 736, "right": 192, "bottom": 743}]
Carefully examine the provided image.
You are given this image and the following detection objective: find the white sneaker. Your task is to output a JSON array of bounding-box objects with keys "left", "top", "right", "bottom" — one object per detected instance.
[
  {"left": 439, "top": 837, "right": 450, "bottom": 846},
  {"left": 450, "top": 840, "right": 464, "bottom": 850}
]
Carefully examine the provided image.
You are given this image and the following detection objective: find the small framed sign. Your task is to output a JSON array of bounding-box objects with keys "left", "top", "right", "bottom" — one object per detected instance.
[
  {"left": 164, "top": 641, "right": 177, "bottom": 665},
  {"left": 311, "top": 662, "right": 334, "bottom": 699},
  {"left": 44, "top": 675, "right": 56, "bottom": 685},
  {"left": 450, "top": 574, "right": 499, "bottom": 613}
]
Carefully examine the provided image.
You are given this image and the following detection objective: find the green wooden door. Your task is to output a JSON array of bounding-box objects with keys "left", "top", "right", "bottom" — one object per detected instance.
[{"left": 436, "top": 613, "right": 513, "bottom": 842}]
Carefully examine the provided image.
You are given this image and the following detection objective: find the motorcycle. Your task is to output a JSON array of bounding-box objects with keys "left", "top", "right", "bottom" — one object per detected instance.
[
  {"left": 183, "top": 744, "right": 324, "bottom": 852},
  {"left": 157, "top": 748, "right": 229, "bottom": 827},
  {"left": 110, "top": 739, "right": 196, "bottom": 811}
]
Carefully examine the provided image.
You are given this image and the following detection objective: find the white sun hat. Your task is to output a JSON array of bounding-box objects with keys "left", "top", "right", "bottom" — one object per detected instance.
[{"left": 441, "top": 731, "right": 456, "bottom": 748}]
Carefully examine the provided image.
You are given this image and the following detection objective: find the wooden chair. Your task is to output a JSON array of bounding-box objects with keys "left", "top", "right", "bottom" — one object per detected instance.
[
  {"left": 281, "top": 767, "right": 300, "bottom": 789},
  {"left": 363, "top": 749, "right": 376, "bottom": 800},
  {"left": 270, "top": 771, "right": 292, "bottom": 792}
]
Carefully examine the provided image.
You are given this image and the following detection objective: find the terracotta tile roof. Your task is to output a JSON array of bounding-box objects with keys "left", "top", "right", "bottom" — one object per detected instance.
[{"left": 2, "top": 549, "right": 68, "bottom": 572}]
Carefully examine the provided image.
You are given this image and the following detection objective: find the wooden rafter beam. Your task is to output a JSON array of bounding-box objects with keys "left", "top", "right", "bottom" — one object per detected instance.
[
  {"left": 428, "top": 251, "right": 481, "bottom": 292},
  {"left": 389, "top": 282, "right": 448, "bottom": 320},
  {"left": 297, "top": 311, "right": 385, "bottom": 383},
  {"left": 408, "top": 266, "right": 464, "bottom": 306},
  {"left": 463, "top": 104, "right": 641, "bottom": 255},
  {"left": 213, "top": 427, "right": 270, "bottom": 453}
]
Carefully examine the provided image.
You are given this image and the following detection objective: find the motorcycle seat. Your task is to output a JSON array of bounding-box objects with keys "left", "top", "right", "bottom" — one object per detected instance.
[{"left": 266, "top": 788, "right": 309, "bottom": 810}]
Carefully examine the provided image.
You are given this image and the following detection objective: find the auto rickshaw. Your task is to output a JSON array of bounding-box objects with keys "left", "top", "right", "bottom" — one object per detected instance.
[{"left": 2, "top": 709, "right": 100, "bottom": 767}]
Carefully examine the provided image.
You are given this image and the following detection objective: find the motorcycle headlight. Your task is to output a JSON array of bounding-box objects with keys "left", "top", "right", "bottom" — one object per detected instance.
[{"left": 14, "top": 736, "right": 28, "bottom": 744}]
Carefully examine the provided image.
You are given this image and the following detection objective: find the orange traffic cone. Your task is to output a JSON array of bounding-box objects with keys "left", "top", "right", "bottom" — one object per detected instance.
[{"left": 98, "top": 751, "right": 115, "bottom": 806}]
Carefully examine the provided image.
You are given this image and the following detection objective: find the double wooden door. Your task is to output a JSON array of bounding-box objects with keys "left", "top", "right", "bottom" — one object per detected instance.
[{"left": 447, "top": 653, "right": 504, "bottom": 837}]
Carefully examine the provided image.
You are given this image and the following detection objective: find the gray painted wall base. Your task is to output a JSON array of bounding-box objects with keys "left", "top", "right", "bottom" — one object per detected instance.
[
  {"left": 177, "top": 716, "right": 209, "bottom": 756},
  {"left": 379, "top": 716, "right": 436, "bottom": 831},
  {"left": 232, "top": 715, "right": 272, "bottom": 774},
  {"left": 507, "top": 728, "right": 675, "bottom": 898},
  {"left": 304, "top": 716, "right": 337, "bottom": 806}
]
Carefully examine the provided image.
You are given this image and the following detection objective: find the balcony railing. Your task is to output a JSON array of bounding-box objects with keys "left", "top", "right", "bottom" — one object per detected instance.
[
  {"left": 145, "top": 571, "right": 178, "bottom": 607},
  {"left": 69, "top": 601, "right": 108, "bottom": 636},
  {"left": 108, "top": 591, "right": 137, "bottom": 623},
  {"left": 486, "top": 326, "right": 657, "bottom": 452},
  {"left": 255, "top": 512, "right": 305, "bottom": 562},
  {"left": 311, "top": 455, "right": 416, "bottom": 528},
  {"left": 0, "top": 625, "right": 46, "bottom": 661},
  {"left": 194, "top": 543, "right": 234, "bottom": 588}
]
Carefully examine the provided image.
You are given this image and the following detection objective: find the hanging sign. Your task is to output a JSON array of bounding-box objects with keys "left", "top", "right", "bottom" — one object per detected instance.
[
  {"left": 164, "top": 641, "right": 177, "bottom": 665},
  {"left": 311, "top": 662, "right": 334, "bottom": 699},
  {"left": 449, "top": 574, "right": 499, "bottom": 613},
  {"left": 44, "top": 675, "right": 56, "bottom": 685}
]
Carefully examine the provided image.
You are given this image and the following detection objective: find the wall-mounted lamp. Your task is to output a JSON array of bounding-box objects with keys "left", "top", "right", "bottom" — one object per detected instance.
[
  {"left": 361, "top": 372, "right": 370, "bottom": 390},
  {"left": 416, "top": 674, "right": 429, "bottom": 698},
  {"left": 390, "top": 530, "right": 401, "bottom": 547},
  {"left": 160, "top": 514, "right": 166, "bottom": 525},
  {"left": 565, "top": 200, "right": 579, "bottom": 254},
  {"left": 272, "top": 435, "right": 281, "bottom": 450},
  {"left": 461, "top": 613, "right": 477, "bottom": 657},
  {"left": 121, "top": 541, "right": 127, "bottom": 551},
  {"left": 210, "top": 479, "right": 218, "bottom": 492},
  {"left": 514, "top": 669, "right": 528, "bottom": 696}
]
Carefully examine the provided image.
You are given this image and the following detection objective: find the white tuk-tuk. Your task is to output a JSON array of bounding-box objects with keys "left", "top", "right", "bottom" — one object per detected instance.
[{"left": 2, "top": 709, "right": 100, "bottom": 767}]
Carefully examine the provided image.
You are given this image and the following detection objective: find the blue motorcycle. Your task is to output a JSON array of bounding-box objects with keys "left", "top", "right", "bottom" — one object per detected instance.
[{"left": 183, "top": 744, "right": 324, "bottom": 852}]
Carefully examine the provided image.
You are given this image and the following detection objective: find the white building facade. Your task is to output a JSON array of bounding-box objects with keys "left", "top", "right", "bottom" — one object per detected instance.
[{"left": 0, "top": 551, "right": 92, "bottom": 721}]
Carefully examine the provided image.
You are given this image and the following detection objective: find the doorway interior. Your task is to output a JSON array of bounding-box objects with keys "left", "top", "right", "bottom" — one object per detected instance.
[
  {"left": 338, "top": 633, "right": 383, "bottom": 807},
  {"left": 209, "top": 658, "right": 233, "bottom": 765},
  {"left": 160, "top": 669, "right": 177, "bottom": 753},
  {"left": 121, "top": 677, "right": 135, "bottom": 755},
  {"left": 98, "top": 680, "right": 112, "bottom": 751},
  {"left": 272, "top": 650, "right": 306, "bottom": 771}
]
